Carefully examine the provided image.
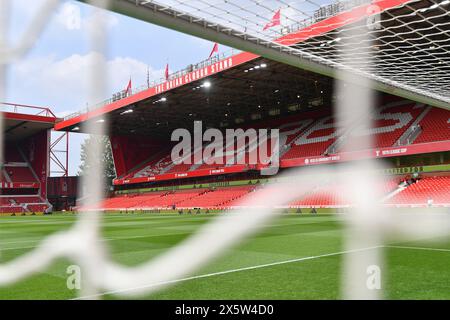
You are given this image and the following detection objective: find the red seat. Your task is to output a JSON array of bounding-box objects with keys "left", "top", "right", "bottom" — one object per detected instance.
[
  {"left": 414, "top": 108, "right": 450, "bottom": 144},
  {"left": 387, "top": 177, "right": 450, "bottom": 205}
]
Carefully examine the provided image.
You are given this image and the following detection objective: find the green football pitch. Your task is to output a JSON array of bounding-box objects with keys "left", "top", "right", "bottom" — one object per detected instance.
[{"left": 0, "top": 213, "right": 449, "bottom": 300}]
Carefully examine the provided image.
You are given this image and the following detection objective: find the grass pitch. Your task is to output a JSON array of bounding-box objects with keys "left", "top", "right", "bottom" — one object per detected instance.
[{"left": 0, "top": 213, "right": 449, "bottom": 300}]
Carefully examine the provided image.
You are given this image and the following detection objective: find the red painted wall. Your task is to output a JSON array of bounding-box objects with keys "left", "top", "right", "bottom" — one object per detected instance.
[
  {"left": 47, "top": 176, "right": 78, "bottom": 197},
  {"left": 21, "top": 130, "right": 50, "bottom": 199}
]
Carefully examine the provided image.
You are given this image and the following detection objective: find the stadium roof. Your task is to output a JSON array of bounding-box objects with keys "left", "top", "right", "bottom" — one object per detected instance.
[
  {"left": 56, "top": 55, "right": 333, "bottom": 137},
  {"left": 1, "top": 103, "right": 58, "bottom": 141},
  {"left": 56, "top": 0, "right": 450, "bottom": 136}
]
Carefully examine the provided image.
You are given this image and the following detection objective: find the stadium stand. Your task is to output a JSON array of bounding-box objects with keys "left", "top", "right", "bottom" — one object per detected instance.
[
  {"left": 89, "top": 176, "right": 431, "bottom": 211},
  {"left": 0, "top": 196, "right": 49, "bottom": 214},
  {"left": 4, "top": 166, "right": 37, "bottom": 183},
  {"left": 179, "top": 186, "right": 255, "bottom": 208},
  {"left": 1, "top": 103, "right": 56, "bottom": 215},
  {"left": 387, "top": 176, "right": 450, "bottom": 206},
  {"left": 112, "top": 101, "right": 450, "bottom": 186},
  {"left": 289, "top": 177, "right": 403, "bottom": 208},
  {"left": 92, "top": 185, "right": 256, "bottom": 210},
  {"left": 414, "top": 108, "right": 450, "bottom": 144}
]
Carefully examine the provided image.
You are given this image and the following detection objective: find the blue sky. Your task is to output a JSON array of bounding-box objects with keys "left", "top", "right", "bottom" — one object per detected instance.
[{"left": 5, "top": 0, "right": 229, "bottom": 175}]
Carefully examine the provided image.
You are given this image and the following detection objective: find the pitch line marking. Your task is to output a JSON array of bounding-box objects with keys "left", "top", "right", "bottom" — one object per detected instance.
[
  {"left": 0, "top": 218, "right": 331, "bottom": 247},
  {"left": 385, "top": 245, "right": 450, "bottom": 253},
  {"left": 0, "top": 232, "right": 194, "bottom": 250},
  {"left": 73, "top": 246, "right": 382, "bottom": 300}
]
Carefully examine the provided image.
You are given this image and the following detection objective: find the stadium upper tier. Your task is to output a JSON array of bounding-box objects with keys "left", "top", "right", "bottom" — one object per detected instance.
[{"left": 113, "top": 99, "right": 450, "bottom": 186}]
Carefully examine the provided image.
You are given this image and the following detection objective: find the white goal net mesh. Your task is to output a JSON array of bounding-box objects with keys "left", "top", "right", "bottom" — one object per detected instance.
[
  {"left": 135, "top": 0, "right": 450, "bottom": 106},
  {"left": 0, "top": 0, "right": 449, "bottom": 300}
]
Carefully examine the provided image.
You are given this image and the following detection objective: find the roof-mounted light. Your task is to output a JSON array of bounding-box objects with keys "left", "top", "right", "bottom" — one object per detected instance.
[{"left": 120, "top": 109, "right": 133, "bottom": 115}]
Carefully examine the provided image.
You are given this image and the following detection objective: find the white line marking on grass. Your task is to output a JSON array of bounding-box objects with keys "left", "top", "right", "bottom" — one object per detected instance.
[
  {"left": 0, "top": 232, "right": 193, "bottom": 250},
  {"left": 0, "top": 217, "right": 331, "bottom": 247},
  {"left": 385, "top": 245, "right": 450, "bottom": 253},
  {"left": 73, "top": 245, "right": 382, "bottom": 300}
]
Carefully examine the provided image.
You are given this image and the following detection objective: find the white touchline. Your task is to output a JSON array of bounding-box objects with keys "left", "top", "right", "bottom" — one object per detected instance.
[
  {"left": 73, "top": 246, "right": 382, "bottom": 300},
  {"left": 385, "top": 245, "right": 450, "bottom": 253}
]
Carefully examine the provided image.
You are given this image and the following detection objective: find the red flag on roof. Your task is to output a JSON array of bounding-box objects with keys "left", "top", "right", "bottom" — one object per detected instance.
[
  {"left": 165, "top": 63, "right": 169, "bottom": 81},
  {"left": 263, "top": 9, "right": 281, "bottom": 31},
  {"left": 208, "top": 43, "right": 219, "bottom": 58},
  {"left": 125, "top": 78, "right": 132, "bottom": 94}
]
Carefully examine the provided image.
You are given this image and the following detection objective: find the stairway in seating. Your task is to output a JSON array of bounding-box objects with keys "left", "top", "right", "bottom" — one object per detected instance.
[
  {"left": 394, "top": 105, "right": 430, "bottom": 146},
  {"left": 381, "top": 180, "right": 408, "bottom": 203}
]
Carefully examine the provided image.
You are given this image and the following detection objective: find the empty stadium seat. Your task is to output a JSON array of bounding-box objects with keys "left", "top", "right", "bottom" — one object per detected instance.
[
  {"left": 340, "top": 104, "right": 425, "bottom": 151},
  {"left": 5, "top": 166, "right": 37, "bottom": 182},
  {"left": 90, "top": 186, "right": 255, "bottom": 210},
  {"left": 290, "top": 178, "right": 401, "bottom": 207},
  {"left": 414, "top": 108, "right": 450, "bottom": 144},
  {"left": 116, "top": 101, "right": 449, "bottom": 183},
  {"left": 179, "top": 186, "right": 254, "bottom": 208},
  {"left": 0, "top": 196, "right": 48, "bottom": 214},
  {"left": 387, "top": 176, "right": 450, "bottom": 206}
]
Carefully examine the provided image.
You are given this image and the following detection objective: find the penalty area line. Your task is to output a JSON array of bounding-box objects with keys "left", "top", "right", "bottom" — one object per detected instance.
[{"left": 73, "top": 245, "right": 382, "bottom": 300}]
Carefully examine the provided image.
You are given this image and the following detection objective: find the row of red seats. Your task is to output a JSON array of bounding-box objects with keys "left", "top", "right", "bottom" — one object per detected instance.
[
  {"left": 118, "top": 102, "right": 449, "bottom": 184},
  {"left": 3, "top": 167, "right": 37, "bottom": 183},
  {"left": 0, "top": 196, "right": 48, "bottom": 213},
  {"left": 3, "top": 144, "right": 38, "bottom": 184},
  {"left": 10, "top": 196, "right": 42, "bottom": 204},
  {"left": 126, "top": 111, "right": 328, "bottom": 179},
  {"left": 414, "top": 108, "right": 450, "bottom": 144},
  {"left": 180, "top": 186, "right": 254, "bottom": 208},
  {"left": 96, "top": 186, "right": 255, "bottom": 210},
  {"left": 387, "top": 176, "right": 450, "bottom": 205},
  {"left": 0, "top": 206, "right": 24, "bottom": 214},
  {"left": 290, "top": 177, "right": 403, "bottom": 207},
  {"left": 26, "top": 204, "right": 49, "bottom": 213},
  {"left": 93, "top": 175, "right": 450, "bottom": 210},
  {"left": 100, "top": 192, "right": 166, "bottom": 209}
]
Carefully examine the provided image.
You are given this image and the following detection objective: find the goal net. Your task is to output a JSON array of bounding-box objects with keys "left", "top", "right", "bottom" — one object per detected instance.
[{"left": 0, "top": 0, "right": 449, "bottom": 300}]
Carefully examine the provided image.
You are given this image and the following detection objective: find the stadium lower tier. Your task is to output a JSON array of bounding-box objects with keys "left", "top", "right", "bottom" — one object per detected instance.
[
  {"left": 0, "top": 196, "right": 50, "bottom": 214},
  {"left": 2, "top": 145, "right": 41, "bottom": 190},
  {"left": 97, "top": 185, "right": 256, "bottom": 210},
  {"left": 115, "top": 100, "right": 450, "bottom": 185},
  {"left": 88, "top": 176, "right": 450, "bottom": 211}
]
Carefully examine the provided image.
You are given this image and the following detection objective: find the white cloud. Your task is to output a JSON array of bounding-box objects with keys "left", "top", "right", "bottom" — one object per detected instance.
[
  {"left": 54, "top": 2, "right": 118, "bottom": 32},
  {"left": 11, "top": 52, "right": 162, "bottom": 175},
  {"left": 55, "top": 2, "right": 82, "bottom": 31},
  {"left": 13, "top": 52, "right": 163, "bottom": 111},
  {"left": 84, "top": 9, "right": 119, "bottom": 32}
]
